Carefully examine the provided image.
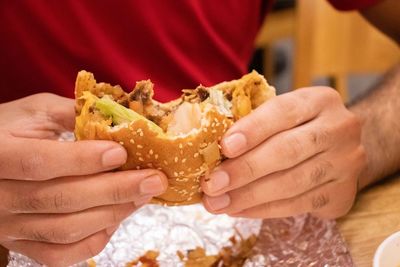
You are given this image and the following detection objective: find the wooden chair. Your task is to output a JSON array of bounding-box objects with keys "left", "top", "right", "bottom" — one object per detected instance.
[
  {"left": 255, "top": 6, "right": 295, "bottom": 80},
  {"left": 293, "top": 0, "right": 400, "bottom": 102}
]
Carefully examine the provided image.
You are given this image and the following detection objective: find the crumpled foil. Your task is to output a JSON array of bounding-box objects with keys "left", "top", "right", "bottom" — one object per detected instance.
[
  {"left": 254, "top": 215, "right": 353, "bottom": 266},
  {"left": 8, "top": 205, "right": 262, "bottom": 267},
  {"left": 7, "top": 206, "right": 353, "bottom": 267},
  {"left": 7, "top": 133, "right": 353, "bottom": 266}
]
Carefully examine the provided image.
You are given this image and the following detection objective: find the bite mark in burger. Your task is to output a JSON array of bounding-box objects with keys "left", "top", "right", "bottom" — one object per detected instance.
[{"left": 74, "top": 70, "right": 275, "bottom": 206}]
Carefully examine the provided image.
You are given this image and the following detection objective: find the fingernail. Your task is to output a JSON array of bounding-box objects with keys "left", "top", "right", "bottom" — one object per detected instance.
[
  {"left": 206, "top": 194, "right": 231, "bottom": 211},
  {"left": 206, "top": 170, "right": 230, "bottom": 193},
  {"left": 102, "top": 147, "right": 127, "bottom": 167},
  {"left": 223, "top": 133, "right": 247, "bottom": 156},
  {"left": 135, "top": 196, "right": 153, "bottom": 206},
  {"left": 106, "top": 225, "right": 119, "bottom": 236},
  {"left": 139, "top": 175, "right": 165, "bottom": 195}
]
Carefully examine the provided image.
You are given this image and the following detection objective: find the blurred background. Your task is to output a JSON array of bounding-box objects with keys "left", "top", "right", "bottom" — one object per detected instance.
[{"left": 250, "top": 0, "right": 399, "bottom": 103}]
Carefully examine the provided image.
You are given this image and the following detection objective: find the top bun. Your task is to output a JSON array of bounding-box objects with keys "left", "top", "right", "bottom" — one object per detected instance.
[{"left": 74, "top": 70, "right": 275, "bottom": 206}]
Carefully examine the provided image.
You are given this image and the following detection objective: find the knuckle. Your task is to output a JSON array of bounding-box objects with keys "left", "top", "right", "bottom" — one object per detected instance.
[
  {"left": 309, "top": 161, "right": 331, "bottom": 186},
  {"left": 110, "top": 205, "right": 121, "bottom": 225},
  {"left": 311, "top": 193, "right": 330, "bottom": 210},
  {"left": 320, "top": 87, "right": 342, "bottom": 103},
  {"left": 20, "top": 153, "right": 46, "bottom": 180},
  {"left": 31, "top": 229, "right": 57, "bottom": 243},
  {"left": 13, "top": 193, "right": 48, "bottom": 212},
  {"left": 242, "top": 157, "right": 257, "bottom": 181},
  {"left": 52, "top": 191, "right": 73, "bottom": 211},
  {"left": 307, "top": 129, "right": 330, "bottom": 149},
  {"left": 111, "top": 181, "right": 130, "bottom": 204}
]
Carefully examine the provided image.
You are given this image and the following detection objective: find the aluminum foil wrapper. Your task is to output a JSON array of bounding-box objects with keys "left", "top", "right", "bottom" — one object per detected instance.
[
  {"left": 8, "top": 204, "right": 262, "bottom": 266},
  {"left": 7, "top": 208, "right": 354, "bottom": 267},
  {"left": 7, "top": 133, "right": 353, "bottom": 266},
  {"left": 254, "top": 215, "right": 353, "bottom": 266}
]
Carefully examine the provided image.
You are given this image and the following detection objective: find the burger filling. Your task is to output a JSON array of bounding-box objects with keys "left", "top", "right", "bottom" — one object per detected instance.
[{"left": 78, "top": 86, "right": 234, "bottom": 138}]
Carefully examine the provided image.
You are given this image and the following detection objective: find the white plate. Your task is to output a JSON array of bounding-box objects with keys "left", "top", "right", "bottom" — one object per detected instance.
[{"left": 374, "top": 231, "right": 400, "bottom": 267}]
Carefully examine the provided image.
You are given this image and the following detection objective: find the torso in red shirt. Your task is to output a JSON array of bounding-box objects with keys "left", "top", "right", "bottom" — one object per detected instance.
[{"left": 0, "top": 0, "right": 382, "bottom": 103}]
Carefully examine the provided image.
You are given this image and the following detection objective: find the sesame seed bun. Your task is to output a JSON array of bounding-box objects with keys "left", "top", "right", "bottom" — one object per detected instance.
[{"left": 74, "top": 70, "right": 275, "bottom": 206}]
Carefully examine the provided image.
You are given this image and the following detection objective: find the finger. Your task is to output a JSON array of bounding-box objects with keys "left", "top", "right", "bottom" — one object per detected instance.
[
  {"left": 203, "top": 118, "right": 335, "bottom": 196},
  {"left": 229, "top": 178, "right": 357, "bottom": 219},
  {"left": 0, "top": 138, "right": 127, "bottom": 180},
  {"left": 1, "top": 169, "right": 167, "bottom": 213},
  {"left": 203, "top": 153, "right": 337, "bottom": 214},
  {"left": 1, "top": 203, "right": 138, "bottom": 244},
  {"left": 3, "top": 229, "right": 112, "bottom": 267},
  {"left": 22, "top": 93, "right": 76, "bottom": 131},
  {"left": 221, "top": 88, "right": 341, "bottom": 158}
]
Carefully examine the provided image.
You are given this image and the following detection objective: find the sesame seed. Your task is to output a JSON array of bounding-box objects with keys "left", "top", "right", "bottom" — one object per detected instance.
[
  {"left": 179, "top": 143, "right": 183, "bottom": 149},
  {"left": 139, "top": 132, "right": 144, "bottom": 136},
  {"left": 138, "top": 157, "right": 144, "bottom": 161},
  {"left": 211, "top": 122, "right": 215, "bottom": 127},
  {"left": 137, "top": 145, "right": 143, "bottom": 149},
  {"left": 164, "top": 160, "right": 168, "bottom": 165},
  {"left": 188, "top": 142, "right": 193, "bottom": 146},
  {"left": 129, "top": 139, "right": 135, "bottom": 144},
  {"left": 119, "top": 141, "right": 124, "bottom": 145},
  {"left": 149, "top": 149, "right": 153, "bottom": 155},
  {"left": 193, "top": 153, "right": 199, "bottom": 158},
  {"left": 136, "top": 152, "right": 142, "bottom": 156},
  {"left": 182, "top": 158, "right": 187, "bottom": 163},
  {"left": 154, "top": 154, "right": 159, "bottom": 159},
  {"left": 203, "top": 128, "right": 208, "bottom": 132},
  {"left": 174, "top": 157, "right": 178, "bottom": 163},
  {"left": 173, "top": 172, "right": 178, "bottom": 177},
  {"left": 179, "top": 171, "right": 184, "bottom": 175},
  {"left": 211, "top": 129, "right": 217, "bottom": 133}
]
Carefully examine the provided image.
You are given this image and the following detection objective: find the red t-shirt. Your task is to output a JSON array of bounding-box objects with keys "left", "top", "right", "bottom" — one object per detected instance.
[{"left": 0, "top": 0, "right": 383, "bottom": 103}]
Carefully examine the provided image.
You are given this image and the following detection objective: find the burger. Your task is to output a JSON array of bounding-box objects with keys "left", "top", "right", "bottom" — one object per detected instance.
[{"left": 74, "top": 70, "right": 275, "bottom": 206}]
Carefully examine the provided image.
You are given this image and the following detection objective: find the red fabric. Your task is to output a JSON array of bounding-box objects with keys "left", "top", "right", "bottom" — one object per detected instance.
[
  {"left": 0, "top": 0, "right": 383, "bottom": 103},
  {"left": 0, "top": 1, "right": 270, "bottom": 103},
  {"left": 328, "top": 0, "right": 383, "bottom": 10}
]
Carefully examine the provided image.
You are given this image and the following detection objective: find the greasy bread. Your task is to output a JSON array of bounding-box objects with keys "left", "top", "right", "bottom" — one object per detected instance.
[{"left": 74, "top": 70, "right": 275, "bottom": 206}]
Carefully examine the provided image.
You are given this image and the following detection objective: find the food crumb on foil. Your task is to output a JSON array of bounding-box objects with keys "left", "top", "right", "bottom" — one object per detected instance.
[{"left": 126, "top": 250, "right": 159, "bottom": 267}]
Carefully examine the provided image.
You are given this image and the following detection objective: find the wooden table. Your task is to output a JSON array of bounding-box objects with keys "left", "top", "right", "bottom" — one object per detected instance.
[
  {"left": 1, "top": 174, "right": 399, "bottom": 267},
  {"left": 338, "top": 174, "right": 400, "bottom": 266}
]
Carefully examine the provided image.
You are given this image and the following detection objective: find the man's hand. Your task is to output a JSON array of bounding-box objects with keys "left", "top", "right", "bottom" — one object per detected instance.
[
  {"left": 0, "top": 93, "right": 168, "bottom": 267},
  {"left": 202, "top": 87, "right": 366, "bottom": 219}
]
